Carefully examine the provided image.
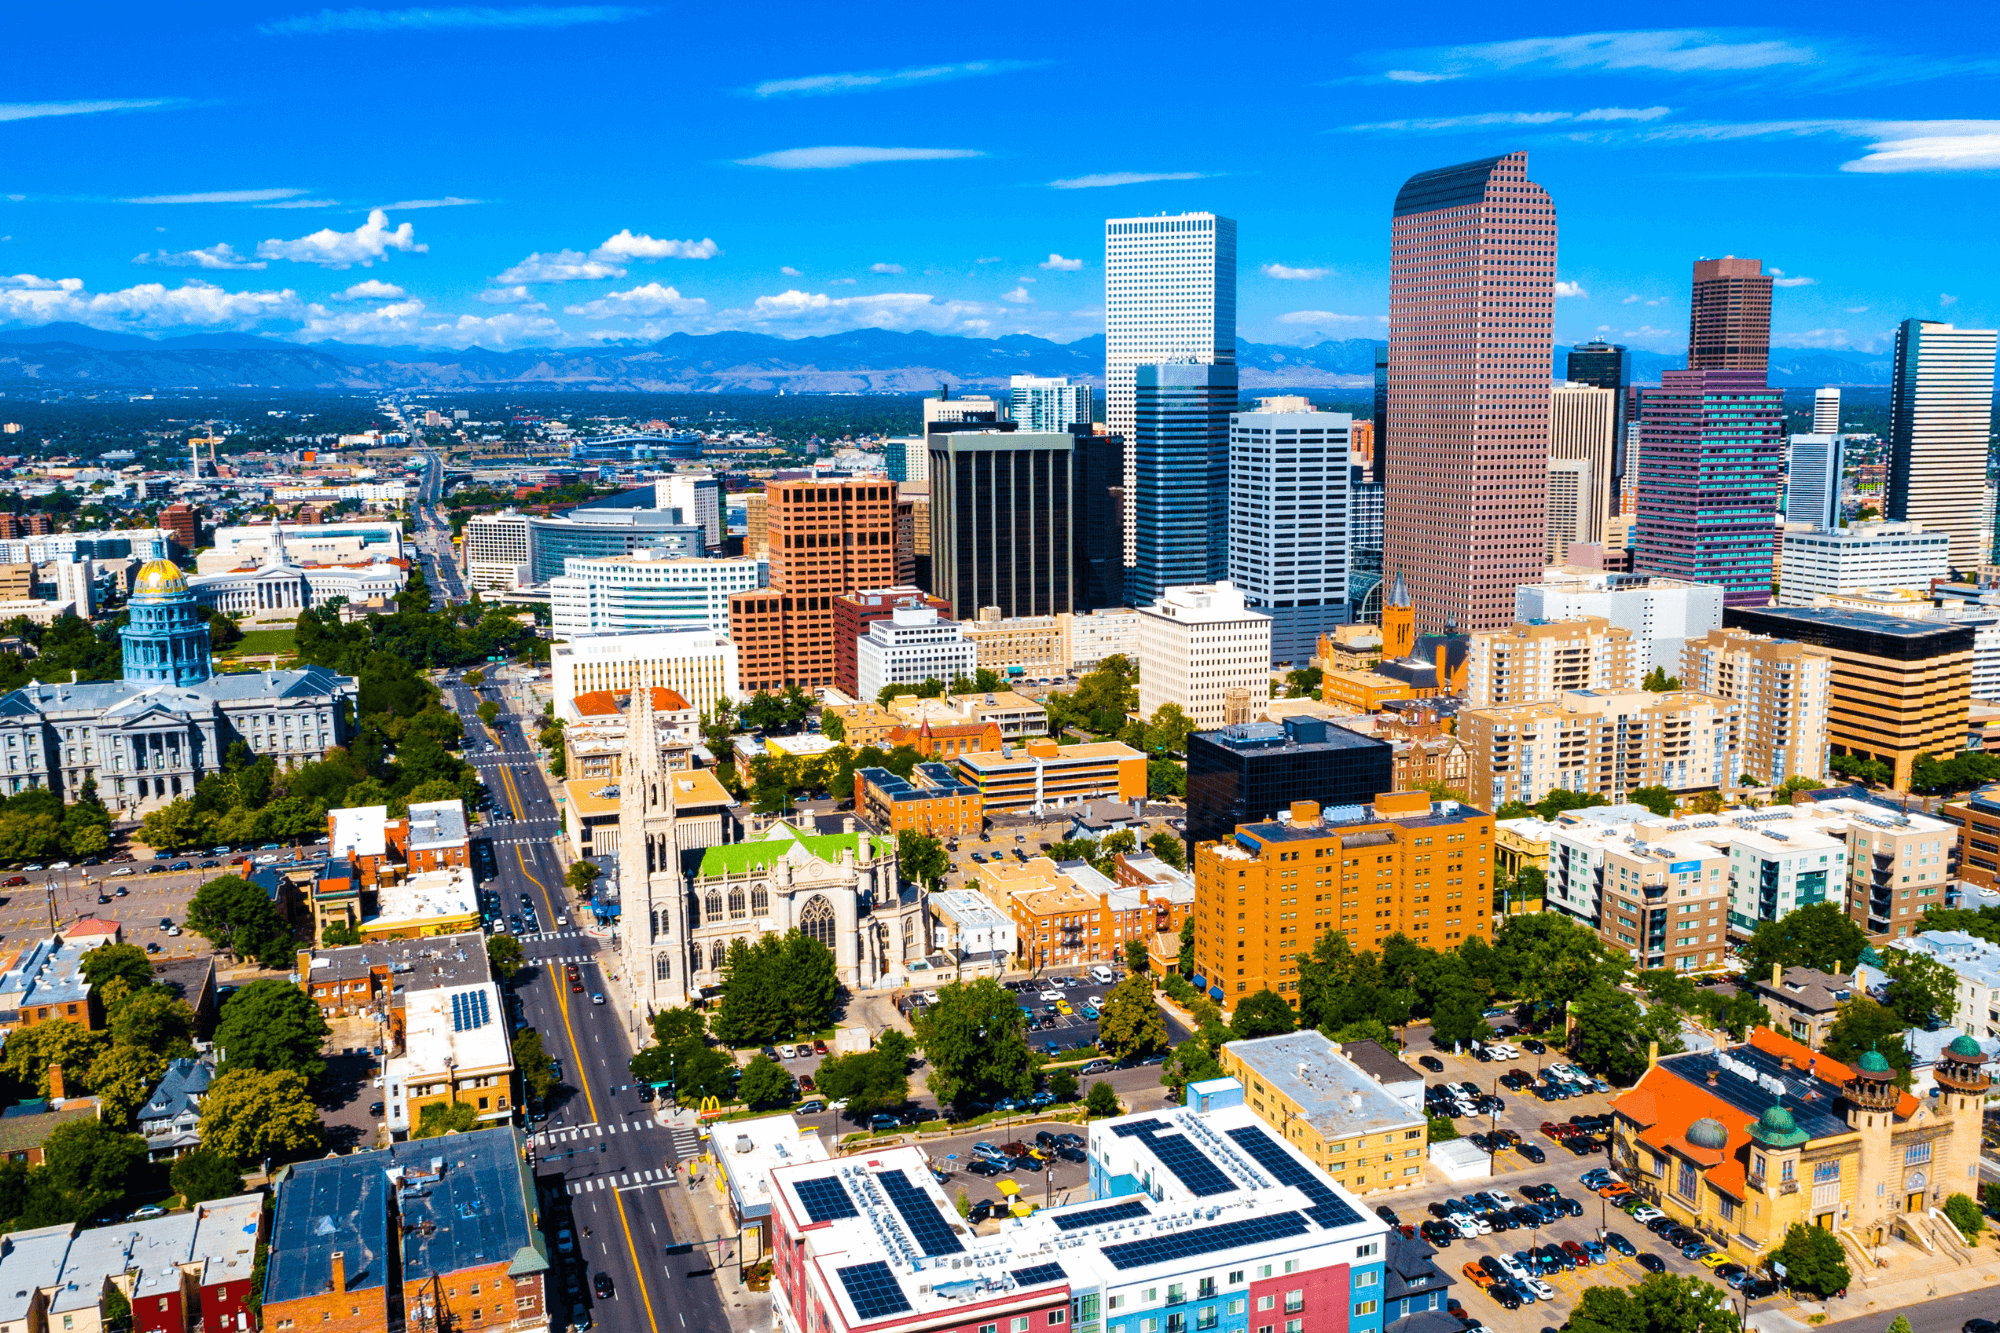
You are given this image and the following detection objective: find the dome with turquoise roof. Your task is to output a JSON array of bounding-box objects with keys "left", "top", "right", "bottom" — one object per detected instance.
[
  {"left": 1855, "top": 1047, "right": 1894, "bottom": 1077},
  {"left": 1685, "top": 1117, "right": 1728, "bottom": 1150},
  {"left": 1749, "top": 1102, "right": 1809, "bottom": 1147},
  {"left": 1946, "top": 1034, "right": 1986, "bottom": 1060}
]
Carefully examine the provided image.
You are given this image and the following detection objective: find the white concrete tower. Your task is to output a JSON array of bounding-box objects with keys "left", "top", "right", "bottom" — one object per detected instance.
[{"left": 616, "top": 684, "right": 689, "bottom": 1013}]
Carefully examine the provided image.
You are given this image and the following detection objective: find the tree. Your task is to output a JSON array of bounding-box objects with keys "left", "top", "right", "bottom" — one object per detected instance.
[
  {"left": 320, "top": 920, "right": 361, "bottom": 947},
  {"left": 1629, "top": 785, "right": 1677, "bottom": 817},
  {"left": 38, "top": 1119, "right": 148, "bottom": 1223},
  {"left": 1943, "top": 1192, "right": 1984, "bottom": 1238},
  {"left": 0, "top": 1019, "right": 108, "bottom": 1099},
  {"left": 897, "top": 830, "right": 949, "bottom": 892},
  {"left": 651, "top": 1007, "right": 707, "bottom": 1046},
  {"left": 185, "top": 874, "right": 296, "bottom": 966},
  {"left": 1567, "top": 983, "right": 1651, "bottom": 1085},
  {"left": 486, "top": 934, "right": 524, "bottom": 982},
  {"left": 1429, "top": 985, "right": 1491, "bottom": 1048},
  {"left": 1160, "top": 1030, "right": 1226, "bottom": 1101},
  {"left": 1721, "top": 990, "right": 1774, "bottom": 1040},
  {"left": 1492, "top": 911, "right": 1622, "bottom": 1007},
  {"left": 1122, "top": 938, "right": 1149, "bottom": 974},
  {"left": 1085, "top": 1082, "right": 1121, "bottom": 1118},
  {"left": 88, "top": 1046, "right": 166, "bottom": 1127},
  {"left": 170, "top": 1148, "right": 244, "bottom": 1206},
  {"left": 738, "top": 1056, "right": 796, "bottom": 1110},
  {"left": 1774, "top": 775, "right": 1826, "bottom": 802},
  {"left": 814, "top": 1040, "right": 910, "bottom": 1119},
  {"left": 1641, "top": 667, "right": 1682, "bottom": 693},
  {"left": 1046, "top": 1067, "right": 1078, "bottom": 1103},
  {"left": 911, "top": 978, "right": 1033, "bottom": 1113},
  {"left": 1742, "top": 902, "right": 1871, "bottom": 980},
  {"left": 412, "top": 1101, "right": 480, "bottom": 1137},
  {"left": 711, "top": 931, "right": 841, "bottom": 1046},
  {"left": 213, "top": 980, "right": 331, "bottom": 1083},
  {"left": 1879, "top": 949, "right": 1958, "bottom": 1027},
  {"left": 1098, "top": 973, "right": 1170, "bottom": 1059},
  {"left": 463, "top": 669, "right": 485, "bottom": 688},
  {"left": 1143, "top": 704, "right": 1197, "bottom": 757},
  {"left": 199, "top": 1068, "right": 324, "bottom": 1163},
  {"left": 513, "top": 1030, "right": 558, "bottom": 1102},
  {"left": 1146, "top": 759, "right": 1187, "bottom": 799},
  {"left": 1145, "top": 831, "right": 1186, "bottom": 871},
  {"left": 1821, "top": 998, "right": 1914, "bottom": 1087},
  {"left": 1533, "top": 788, "right": 1611, "bottom": 821},
  {"left": 1284, "top": 666, "right": 1323, "bottom": 699},
  {"left": 1230, "top": 989, "right": 1297, "bottom": 1040},
  {"left": 79, "top": 943, "right": 154, "bottom": 997},
  {"left": 1769, "top": 1221, "right": 1850, "bottom": 1298},
  {"left": 476, "top": 700, "right": 499, "bottom": 726},
  {"left": 564, "top": 859, "right": 600, "bottom": 895},
  {"left": 1427, "top": 1115, "right": 1459, "bottom": 1144},
  {"left": 819, "top": 711, "right": 846, "bottom": 743}
]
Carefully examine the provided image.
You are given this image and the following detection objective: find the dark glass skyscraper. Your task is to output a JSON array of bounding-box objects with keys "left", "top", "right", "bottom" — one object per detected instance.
[
  {"left": 1566, "top": 341, "right": 1631, "bottom": 512},
  {"left": 1070, "top": 426, "right": 1127, "bottom": 611},
  {"left": 1372, "top": 343, "right": 1389, "bottom": 485},
  {"left": 1127, "top": 362, "right": 1235, "bottom": 607},
  {"left": 927, "top": 430, "right": 1075, "bottom": 619}
]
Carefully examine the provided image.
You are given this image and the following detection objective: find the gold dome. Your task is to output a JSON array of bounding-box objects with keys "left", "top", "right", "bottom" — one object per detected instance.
[{"left": 133, "top": 559, "right": 189, "bottom": 598}]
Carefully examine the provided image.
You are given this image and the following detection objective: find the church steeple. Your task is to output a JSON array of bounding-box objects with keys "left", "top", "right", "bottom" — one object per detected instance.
[{"left": 618, "top": 681, "right": 687, "bottom": 1012}]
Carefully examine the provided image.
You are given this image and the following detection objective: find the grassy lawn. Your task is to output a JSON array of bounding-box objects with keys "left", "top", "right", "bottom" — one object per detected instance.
[{"left": 223, "top": 628, "right": 297, "bottom": 658}]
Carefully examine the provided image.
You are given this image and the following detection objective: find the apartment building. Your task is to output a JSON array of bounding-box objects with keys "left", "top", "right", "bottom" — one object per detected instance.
[
  {"left": 1516, "top": 569, "right": 1725, "bottom": 676},
  {"left": 1464, "top": 617, "right": 1637, "bottom": 708},
  {"left": 728, "top": 480, "right": 900, "bottom": 693},
  {"left": 1678, "top": 629, "right": 1833, "bottom": 787},
  {"left": 1461, "top": 688, "right": 1740, "bottom": 811},
  {"left": 0, "top": 1196, "right": 262, "bottom": 1333},
  {"left": 1542, "top": 817, "right": 1732, "bottom": 972},
  {"left": 1725, "top": 606, "right": 1973, "bottom": 792},
  {"left": 1190, "top": 794, "right": 1494, "bottom": 1003},
  {"left": 1137, "top": 581, "right": 1273, "bottom": 728},
  {"left": 462, "top": 510, "right": 531, "bottom": 591},
  {"left": 1941, "top": 780, "right": 2000, "bottom": 890},
  {"left": 960, "top": 607, "right": 1066, "bottom": 679},
  {"left": 1886, "top": 932, "right": 2000, "bottom": 1041},
  {"left": 1220, "top": 1031, "right": 1427, "bottom": 1195},
  {"left": 854, "top": 762, "right": 982, "bottom": 839},
  {"left": 1823, "top": 795, "right": 1958, "bottom": 942}
]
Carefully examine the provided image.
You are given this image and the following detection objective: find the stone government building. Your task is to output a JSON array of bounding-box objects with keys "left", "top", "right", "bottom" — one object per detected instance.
[{"left": 0, "top": 559, "right": 356, "bottom": 817}]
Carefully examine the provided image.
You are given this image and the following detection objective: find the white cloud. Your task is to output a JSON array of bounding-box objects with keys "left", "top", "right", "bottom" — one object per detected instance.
[
  {"left": 0, "top": 275, "right": 301, "bottom": 331},
  {"left": 1845, "top": 306, "right": 1870, "bottom": 313},
  {"left": 1276, "top": 310, "right": 1369, "bottom": 325},
  {"left": 123, "top": 188, "right": 309, "bottom": 204},
  {"left": 255, "top": 198, "right": 343, "bottom": 209},
  {"left": 1262, "top": 263, "right": 1331, "bottom": 281},
  {"left": 563, "top": 282, "right": 708, "bottom": 319},
  {"left": 975, "top": 256, "right": 1003, "bottom": 264},
  {"left": 749, "top": 60, "right": 1042, "bottom": 98},
  {"left": 375, "top": 196, "right": 483, "bottom": 210},
  {"left": 870, "top": 262, "right": 905, "bottom": 275},
  {"left": 1623, "top": 295, "right": 1641, "bottom": 304},
  {"left": 1384, "top": 69, "right": 1455, "bottom": 83},
  {"left": 478, "top": 285, "right": 540, "bottom": 306},
  {"left": 780, "top": 266, "right": 801, "bottom": 276},
  {"left": 1349, "top": 106, "right": 1670, "bottom": 132},
  {"left": 0, "top": 99, "right": 181, "bottom": 124},
  {"left": 1842, "top": 125, "right": 2000, "bottom": 172},
  {"left": 1941, "top": 293, "right": 1960, "bottom": 306},
  {"left": 336, "top": 279, "right": 407, "bottom": 300},
  {"left": 832, "top": 277, "right": 857, "bottom": 285},
  {"left": 591, "top": 230, "right": 720, "bottom": 261},
  {"left": 1001, "top": 287, "right": 1032, "bottom": 305},
  {"left": 492, "top": 250, "right": 625, "bottom": 284},
  {"left": 295, "top": 297, "right": 429, "bottom": 342},
  {"left": 132, "top": 243, "right": 268, "bottom": 271},
  {"left": 260, "top": 5, "right": 647, "bottom": 36},
  {"left": 256, "top": 208, "right": 424, "bottom": 268},
  {"left": 1371, "top": 30, "right": 1818, "bottom": 83},
  {"left": 1039, "top": 253, "right": 1083, "bottom": 271},
  {"left": 1554, "top": 280, "right": 1589, "bottom": 298},
  {"left": 1048, "top": 171, "right": 1207, "bottom": 190},
  {"left": 1771, "top": 274, "right": 1816, "bottom": 287},
  {"left": 721, "top": 287, "right": 998, "bottom": 334},
  {"left": 736, "top": 146, "right": 982, "bottom": 170},
  {"left": 0, "top": 275, "right": 84, "bottom": 291}
]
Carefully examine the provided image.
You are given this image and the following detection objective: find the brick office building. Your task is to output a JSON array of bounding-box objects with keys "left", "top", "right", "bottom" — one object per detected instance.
[
  {"left": 730, "top": 481, "right": 900, "bottom": 693},
  {"left": 832, "top": 587, "right": 950, "bottom": 697}
]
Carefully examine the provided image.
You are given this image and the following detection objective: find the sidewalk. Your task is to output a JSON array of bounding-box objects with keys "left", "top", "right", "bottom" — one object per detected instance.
[
  {"left": 1804, "top": 1237, "right": 2000, "bottom": 1323},
  {"left": 657, "top": 1106, "right": 773, "bottom": 1333}
]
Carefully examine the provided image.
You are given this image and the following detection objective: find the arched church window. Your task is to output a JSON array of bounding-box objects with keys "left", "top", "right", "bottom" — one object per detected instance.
[
  {"left": 728, "top": 886, "right": 746, "bottom": 920},
  {"left": 800, "top": 895, "right": 836, "bottom": 950},
  {"left": 655, "top": 954, "right": 671, "bottom": 981},
  {"left": 750, "top": 884, "right": 769, "bottom": 916},
  {"left": 710, "top": 940, "right": 728, "bottom": 972},
  {"left": 705, "top": 891, "right": 723, "bottom": 923}
]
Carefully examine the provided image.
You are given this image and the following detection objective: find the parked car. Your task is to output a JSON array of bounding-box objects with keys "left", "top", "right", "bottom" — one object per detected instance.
[
  {"left": 1418, "top": 1055, "right": 1444, "bottom": 1072},
  {"left": 1635, "top": 1253, "right": 1665, "bottom": 1273}
]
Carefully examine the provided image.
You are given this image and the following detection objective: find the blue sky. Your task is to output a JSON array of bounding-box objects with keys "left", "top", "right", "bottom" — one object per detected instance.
[{"left": 2, "top": 2, "right": 1996, "bottom": 353}]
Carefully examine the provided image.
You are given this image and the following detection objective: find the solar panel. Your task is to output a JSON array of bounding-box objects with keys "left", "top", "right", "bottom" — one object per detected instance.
[
  {"left": 1051, "top": 1198, "right": 1151, "bottom": 1232},
  {"left": 837, "top": 1261, "right": 911, "bottom": 1321},
  {"left": 1110, "top": 1118, "right": 1167, "bottom": 1138},
  {"left": 474, "top": 990, "right": 491, "bottom": 1027},
  {"left": 1147, "top": 1134, "right": 1236, "bottom": 1197},
  {"left": 1101, "top": 1213, "right": 1310, "bottom": 1271},
  {"left": 1012, "top": 1263, "right": 1067, "bottom": 1287},
  {"left": 878, "top": 1170, "right": 965, "bottom": 1256},
  {"left": 1225, "top": 1125, "right": 1363, "bottom": 1229},
  {"left": 794, "top": 1176, "right": 858, "bottom": 1223}
]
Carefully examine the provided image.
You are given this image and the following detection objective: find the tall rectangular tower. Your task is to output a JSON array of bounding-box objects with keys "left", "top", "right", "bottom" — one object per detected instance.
[
  {"left": 1813, "top": 387, "right": 1841, "bottom": 434},
  {"left": 1383, "top": 151, "right": 1557, "bottom": 633},
  {"left": 1888, "top": 319, "right": 1998, "bottom": 571},
  {"left": 927, "top": 429, "right": 1076, "bottom": 620},
  {"left": 1371, "top": 344, "right": 1389, "bottom": 485},
  {"left": 1632, "top": 369, "right": 1786, "bottom": 606},
  {"left": 1127, "top": 362, "right": 1236, "bottom": 608},
  {"left": 1009, "top": 376, "right": 1093, "bottom": 432},
  {"left": 1783, "top": 434, "right": 1845, "bottom": 529},
  {"left": 1548, "top": 381, "right": 1616, "bottom": 543},
  {"left": 1565, "top": 341, "right": 1631, "bottom": 510},
  {"left": 1104, "top": 212, "right": 1237, "bottom": 569},
  {"left": 1227, "top": 403, "right": 1351, "bottom": 666},
  {"left": 1688, "top": 257, "right": 1773, "bottom": 371}
]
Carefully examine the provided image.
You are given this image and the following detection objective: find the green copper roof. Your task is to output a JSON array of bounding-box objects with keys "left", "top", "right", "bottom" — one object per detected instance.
[
  {"left": 1947, "top": 1034, "right": 1985, "bottom": 1059},
  {"left": 1749, "top": 1103, "right": 1809, "bottom": 1148},
  {"left": 696, "top": 822, "right": 891, "bottom": 878},
  {"left": 1856, "top": 1047, "right": 1893, "bottom": 1075}
]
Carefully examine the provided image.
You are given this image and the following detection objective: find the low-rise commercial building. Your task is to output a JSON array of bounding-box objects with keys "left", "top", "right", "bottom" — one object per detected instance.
[
  {"left": 1219, "top": 1031, "right": 1427, "bottom": 1195},
  {"left": 926, "top": 888, "right": 1016, "bottom": 973},
  {"left": 1777, "top": 521, "right": 1951, "bottom": 607},
  {"left": 561, "top": 768, "right": 734, "bottom": 862},
  {"left": 297, "top": 932, "right": 493, "bottom": 1021},
  {"left": 550, "top": 627, "right": 739, "bottom": 716},
  {"left": 1461, "top": 688, "right": 1741, "bottom": 812},
  {"left": 855, "top": 606, "right": 979, "bottom": 703},
  {"left": 819, "top": 699, "right": 901, "bottom": 749},
  {"left": 960, "top": 607, "right": 1066, "bottom": 679},
  {"left": 384, "top": 975, "right": 515, "bottom": 1136},
  {"left": 0, "top": 932, "right": 100, "bottom": 1031},
  {"left": 954, "top": 738, "right": 1146, "bottom": 814},
  {"left": 563, "top": 686, "right": 698, "bottom": 778}
]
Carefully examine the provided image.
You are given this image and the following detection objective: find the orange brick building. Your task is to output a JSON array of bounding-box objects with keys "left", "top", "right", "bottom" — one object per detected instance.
[
  {"left": 885, "top": 718, "right": 1002, "bottom": 760},
  {"left": 730, "top": 481, "right": 900, "bottom": 693},
  {"left": 1190, "top": 793, "right": 1495, "bottom": 1005},
  {"left": 855, "top": 762, "right": 983, "bottom": 838}
]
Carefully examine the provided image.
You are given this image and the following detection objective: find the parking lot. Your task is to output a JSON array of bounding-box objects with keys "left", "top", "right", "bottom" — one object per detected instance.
[
  {"left": 900, "top": 973, "right": 1134, "bottom": 1058},
  {"left": 917, "top": 1124, "right": 1096, "bottom": 1223}
]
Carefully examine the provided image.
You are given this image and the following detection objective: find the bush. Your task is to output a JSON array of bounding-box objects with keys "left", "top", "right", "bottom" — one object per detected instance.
[
  {"left": 1944, "top": 1192, "right": 1985, "bottom": 1238},
  {"left": 1085, "top": 1082, "right": 1121, "bottom": 1118},
  {"left": 1427, "top": 1115, "right": 1459, "bottom": 1143}
]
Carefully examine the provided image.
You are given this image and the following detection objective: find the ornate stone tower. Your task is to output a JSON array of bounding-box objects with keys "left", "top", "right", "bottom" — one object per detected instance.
[
  {"left": 1383, "top": 570, "right": 1416, "bottom": 659},
  {"left": 121, "top": 559, "right": 213, "bottom": 686},
  {"left": 1930, "top": 1034, "right": 1992, "bottom": 1209},
  {"left": 1841, "top": 1047, "right": 1901, "bottom": 1237},
  {"left": 616, "top": 686, "right": 690, "bottom": 1013}
]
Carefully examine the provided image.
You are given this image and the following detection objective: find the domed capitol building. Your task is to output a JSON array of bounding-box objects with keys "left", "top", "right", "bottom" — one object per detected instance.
[{"left": 0, "top": 559, "right": 356, "bottom": 816}]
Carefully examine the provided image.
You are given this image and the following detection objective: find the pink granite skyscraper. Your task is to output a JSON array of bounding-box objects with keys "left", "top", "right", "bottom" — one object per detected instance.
[{"left": 1383, "top": 150, "right": 1557, "bottom": 634}]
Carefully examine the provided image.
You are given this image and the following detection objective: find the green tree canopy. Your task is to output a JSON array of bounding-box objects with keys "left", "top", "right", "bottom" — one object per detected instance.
[
  {"left": 412, "top": 1101, "right": 480, "bottom": 1137},
  {"left": 1085, "top": 1082, "right": 1122, "bottom": 1118},
  {"left": 1098, "top": 973, "right": 1170, "bottom": 1059},
  {"left": 79, "top": 943, "right": 155, "bottom": 996},
  {"left": 486, "top": 934, "right": 524, "bottom": 982},
  {"left": 213, "top": 980, "right": 331, "bottom": 1083},
  {"left": 710, "top": 930, "right": 841, "bottom": 1047},
  {"left": 170, "top": 1147, "right": 244, "bottom": 1206},
  {"left": 1741, "top": 901, "right": 1870, "bottom": 980},
  {"left": 1230, "top": 989, "right": 1297, "bottom": 1040},
  {"left": 1769, "top": 1222, "right": 1851, "bottom": 1297},
  {"left": 198, "top": 1067, "right": 324, "bottom": 1164},
  {"left": 815, "top": 1038, "right": 911, "bottom": 1119},
  {"left": 513, "top": 1030, "right": 558, "bottom": 1103},
  {"left": 1821, "top": 998, "right": 1915, "bottom": 1088},
  {"left": 737, "top": 1056, "right": 796, "bottom": 1110},
  {"left": 1878, "top": 948, "right": 1958, "bottom": 1027},
  {"left": 911, "top": 978, "right": 1033, "bottom": 1114},
  {"left": 185, "top": 874, "right": 296, "bottom": 966},
  {"left": 896, "top": 830, "right": 950, "bottom": 891},
  {"left": 1628, "top": 785, "right": 1677, "bottom": 817}
]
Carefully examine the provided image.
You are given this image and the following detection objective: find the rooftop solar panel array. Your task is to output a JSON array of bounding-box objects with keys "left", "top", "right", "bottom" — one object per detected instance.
[
  {"left": 449, "top": 989, "right": 492, "bottom": 1032},
  {"left": 794, "top": 1176, "right": 858, "bottom": 1223},
  {"left": 1224, "top": 1125, "right": 1364, "bottom": 1229},
  {"left": 1012, "top": 1263, "right": 1068, "bottom": 1287},
  {"left": 1101, "top": 1212, "right": 1310, "bottom": 1271},
  {"left": 878, "top": 1169, "right": 965, "bottom": 1256},
  {"left": 837, "top": 1261, "right": 912, "bottom": 1321},
  {"left": 1051, "top": 1198, "right": 1151, "bottom": 1232}
]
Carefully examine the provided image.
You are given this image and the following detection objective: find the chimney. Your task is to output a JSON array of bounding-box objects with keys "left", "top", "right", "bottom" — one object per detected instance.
[
  {"left": 1771, "top": 962, "right": 1782, "bottom": 987},
  {"left": 298, "top": 949, "right": 314, "bottom": 979},
  {"left": 843, "top": 815, "right": 856, "bottom": 835},
  {"left": 330, "top": 1251, "right": 346, "bottom": 1294},
  {"left": 1646, "top": 1041, "right": 1658, "bottom": 1070},
  {"left": 47, "top": 1063, "right": 64, "bottom": 1101}
]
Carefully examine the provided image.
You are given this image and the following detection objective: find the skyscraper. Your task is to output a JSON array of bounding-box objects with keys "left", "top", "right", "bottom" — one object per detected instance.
[
  {"left": 1548, "top": 381, "right": 1616, "bottom": 544},
  {"left": 1371, "top": 343, "right": 1389, "bottom": 485},
  {"left": 1632, "top": 369, "right": 1785, "bottom": 606},
  {"left": 1688, "top": 257, "right": 1773, "bottom": 371},
  {"left": 1383, "top": 150, "right": 1557, "bottom": 633},
  {"left": 1070, "top": 427, "right": 1126, "bottom": 612},
  {"left": 1127, "top": 363, "right": 1235, "bottom": 607},
  {"left": 927, "top": 429, "right": 1076, "bottom": 619},
  {"left": 1565, "top": 341, "right": 1631, "bottom": 511},
  {"left": 1888, "top": 319, "right": 1999, "bottom": 571},
  {"left": 1009, "top": 376, "right": 1093, "bottom": 432},
  {"left": 1813, "top": 387, "right": 1841, "bottom": 435},
  {"left": 1783, "top": 434, "right": 1845, "bottom": 529},
  {"left": 1226, "top": 401, "right": 1351, "bottom": 666},
  {"left": 1104, "top": 212, "right": 1237, "bottom": 569}
]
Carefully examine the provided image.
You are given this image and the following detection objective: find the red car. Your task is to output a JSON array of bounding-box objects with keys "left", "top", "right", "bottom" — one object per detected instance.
[
  {"left": 0, "top": 875, "right": 24, "bottom": 887},
  {"left": 813, "top": 1039, "right": 829, "bottom": 1055},
  {"left": 1562, "top": 1241, "right": 1591, "bottom": 1267}
]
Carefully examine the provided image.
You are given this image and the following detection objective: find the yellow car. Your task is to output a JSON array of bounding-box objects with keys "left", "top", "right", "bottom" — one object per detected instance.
[
  {"left": 1698, "top": 1252, "right": 1731, "bottom": 1270},
  {"left": 1057, "top": 1000, "right": 1073, "bottom": 1016}
]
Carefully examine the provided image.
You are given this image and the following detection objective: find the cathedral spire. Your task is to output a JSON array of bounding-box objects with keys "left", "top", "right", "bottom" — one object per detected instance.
[{"left": 624, "top": 683, "right": 662, "bottom": 778}]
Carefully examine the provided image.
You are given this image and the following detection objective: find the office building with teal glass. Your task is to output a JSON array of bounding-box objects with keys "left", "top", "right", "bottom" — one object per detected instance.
[{"left": 0, "top": 558, "right": 355, "bottom": 817}]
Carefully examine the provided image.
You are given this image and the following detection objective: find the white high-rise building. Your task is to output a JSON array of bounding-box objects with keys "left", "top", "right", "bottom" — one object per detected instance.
[
  {"left": 1105, "top": 212, "right": 1237, "bottom": 568},
  {"left": 653, "top": 473, "right": 723, "bottom": 551},
  {"left": 1813, "top": 387, "right": 1841, "bottom": 434},
  {"left": 1783, "top": 434, "right": 1845, "bottom": 529},
  {"left": 1008, "top": 376, "right": 1093, "bottom": 433},
  {"left": 853, "top": 605, "right": 979, "bottom": 703},
  {"left": 1545, "top": 459, "right": 1592, "bottom": 565},
  {"left": 548, "top": 551, "right": 766, "bottom": 640},
  {"left": 549, "top": 628, "right": 739, "bottom": 716},
  {"left": 1888, "top": 319, "right": 1998, "bottom": 571},
  {"left": 922, "top": 393, "right": 1001, "bottom": 437},
  {"left": 1548, "top": 381, "right": 1615, "bottom": 537},
  {"left": 1226, "top": 403, "right": 1349, "bottom": 667},
  {"left": 463, "top": 509, "right": 531, "bottom": 591},
  {"left": 1136, "top": 581, "right": 1271, "bottom": 729},
  {"left": 1777, "top": 521, "right": 1951, "bottom": 606},
  {"left": 1515, "top": 568, "right": 1725, "bottom": 675}
]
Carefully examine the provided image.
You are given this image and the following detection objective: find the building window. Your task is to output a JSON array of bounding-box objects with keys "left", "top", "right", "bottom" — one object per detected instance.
[
  {"left": 1352, "top": 1304, "right": 1377, "bottom": 1319},
  {"left": 1676, "top": 1160, "right": 1698, "bottom": 1202},
  {"left": 801, "top": 895, "right": 837, "bottom": 948},
  {"left": 1904, "top": 1143, "right": 1932, "bottom": 1166}
]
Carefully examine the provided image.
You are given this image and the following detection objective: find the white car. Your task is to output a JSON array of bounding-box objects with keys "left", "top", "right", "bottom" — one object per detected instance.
[
  {"left": 50, "top": 861, "right": 70, "bottom": 871},
  {"left": 109, "top": 866, "right": 136, "bottom": 877},
  {"left": 1630, "top": 1206, "right": 1665, "bottom": 1223},
  {"left": 1523, "top": 1277, "right": 1555, "bottom": 1302},
  {"left": 1484, "top": 1188, "right": 1516, "bottom": 1207},
  {"left": 1495, "top": 1254, "right": 1528, "bottom": 1282},
  {"left": 1039, "top": 988, "right": 1063, "bottom": 1002},
  {"left": 1981, "top": 887, "right": 2000, "bottom": 899},
  {"left": 1451, "top": 1215, "right": 1482, "bottom": 1238},
  {"left": 255, "top": 853, "right": 279, "bottom": 865}
]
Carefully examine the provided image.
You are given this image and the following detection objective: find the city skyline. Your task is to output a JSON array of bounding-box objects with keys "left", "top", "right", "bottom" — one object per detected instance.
[{"left": 0, "top": 9, "right": 1995, "bottom": 351}]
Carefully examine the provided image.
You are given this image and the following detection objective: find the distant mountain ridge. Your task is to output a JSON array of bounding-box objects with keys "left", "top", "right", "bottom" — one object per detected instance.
[{"left": 0, "top": 322, "right": 1897, "bottom": 393}]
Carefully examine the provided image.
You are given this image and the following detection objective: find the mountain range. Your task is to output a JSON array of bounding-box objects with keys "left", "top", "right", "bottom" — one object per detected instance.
[{"left": 0, "top": 322, "right": 1897, "bottom": 394}]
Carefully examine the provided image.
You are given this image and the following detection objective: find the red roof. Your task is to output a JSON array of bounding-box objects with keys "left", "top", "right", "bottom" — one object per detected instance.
[
  {"left": 1747, "top": 1026, "right": 1918, "bottom": 1117},
  {"left": 64, "top": 918, "right": 120, "bottom": 939},
  {"left": 573, "top": 687, "right": 692, "bottom": 717}
]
